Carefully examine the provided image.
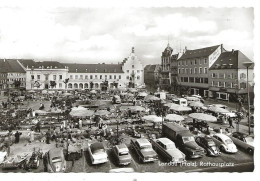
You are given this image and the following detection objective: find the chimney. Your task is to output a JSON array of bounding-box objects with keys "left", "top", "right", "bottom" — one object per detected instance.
[{"left": 232, "top": 49, "right": 234, "bottom": 54}]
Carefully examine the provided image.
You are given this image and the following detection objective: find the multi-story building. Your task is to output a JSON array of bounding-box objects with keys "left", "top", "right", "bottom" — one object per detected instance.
[
  {"left": 0, "top": 59, "right": 27, "bottom": 90},
  {"left": 63, "top": 63, "right": 126, "bottom": 90},
  {"left": 144, "top": 64, "right": 161, "bottom": 91},
  {"left": 19, "top": 60, "right": 68, "bottom": 90},
  {"left": 177, "top": 44, "right": 225, "bottom": 97},
  {"left": 122, "top": 47, "right": 144, "bottom": 88},
  {"left": 209, "top": 50, "right": 254, "bottom": 101}
]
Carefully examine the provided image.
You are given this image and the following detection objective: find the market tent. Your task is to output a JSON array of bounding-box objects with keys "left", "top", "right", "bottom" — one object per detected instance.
[
  {"left": 189, "top": 102, "right": 204, "bottom": 108},
  {"left": 138, "top": 92, "right": 148, "bottom": 97},
  {"left": 70, "top": 107, "right": 94, "bottom": 117},
  {"left": 129, "top": 106, "right": 145, "bottom": 112},
  {"left": 189, "top": 113, "right": 217, "bottom": 122},
  {"left": 34, "top": 110, "right": 48, "bottom": 115},
  {"left": 144, "top": 95, "right": 160, "bottom": 102},
  {"left": 142, "top": 115, "right": 163, "bottom": 123},
  {"left": 208, "top": 106, "right": 230, "bottom": 113},
  {"left": 165, "top": 114, "right": 185, "bottom": 122},
  {"left": 95, "top": 110, "right": 110, "bottom": 116},
  {"left": 169, "top": 105, "right": 192, "bottom": 112}
]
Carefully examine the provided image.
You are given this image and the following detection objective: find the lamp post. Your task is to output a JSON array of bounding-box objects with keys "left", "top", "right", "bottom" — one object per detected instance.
[{"left": 243, "top": 62, "right": 254, "bottom": 135}]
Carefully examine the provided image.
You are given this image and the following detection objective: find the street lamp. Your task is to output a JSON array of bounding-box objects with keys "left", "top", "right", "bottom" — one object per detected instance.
[{"left": 243, "top": 62, "right": 254, "bottom": 135}]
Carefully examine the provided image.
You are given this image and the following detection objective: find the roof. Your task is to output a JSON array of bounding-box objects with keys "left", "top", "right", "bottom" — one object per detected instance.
[
  {"left": 0, "top": 59, "right": 26, "bottom": 73},
  {"left": 209, "top": 50, "right": 253, "bottom": 70},
  {"left": 179, "top": 45, "right": 220, "bottom": 60},
  {"left": 157, "top": 138, "right": 174, "bottom": 145},
  {"left": 63, "top": 63, "right": 124, "bottom": 73},
  {"left": 18, "top": 60, "right": 66, "bottom": 69},
  {"left": 136, "top": 139, "right": 150, "bottom": 146},
  {"left": 90, "top": 142, "right": 104, "bottom": 151},
  {"left": 214, "top": 133, "right": 230, "bottom": 140},
  {"left": 115, "top": 144, "right": 129, "bottom": 152},
  {"left": 144, "top": 64, "right": 160, "bottom": 73}
]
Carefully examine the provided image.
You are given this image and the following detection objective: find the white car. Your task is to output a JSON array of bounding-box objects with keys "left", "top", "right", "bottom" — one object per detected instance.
[
  {"left": 212, "top": 134, "right": 238, "bottom": 153},
  {"left": 88, "top": 142, "right": 108, "bottom": 165}
]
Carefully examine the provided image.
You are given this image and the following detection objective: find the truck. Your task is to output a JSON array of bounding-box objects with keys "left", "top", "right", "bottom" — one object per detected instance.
[{"left": 162, "top": 122, "right": 205, "bottom": 158}]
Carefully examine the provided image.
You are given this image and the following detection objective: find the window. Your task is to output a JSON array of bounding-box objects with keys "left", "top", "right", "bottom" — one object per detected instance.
[
  {"left": 45, "top": 75, "right": 48, "bottom": 81},
  {"left": 137, "top": 70, "right": 140, "bottom": 73},
  {"left": 127, "top": 70, "right": 129, "bottom": 73},
  {"left": 90, "top": 75, "right": 93, "bottom": 79},
  {"left": 182, "top": 68, "right": 185, "bottom": 74},
  {"left": 240, "top": 82, "right": 246, "bottom": 89},
  {"left": 85, "top": 75, "right": 88, "bottom": 79},
  {"left": 75, "top": 75, "right": 78, "bottom": 79},
  {"left": 194, "top": 59, "right": 197, "bottom": 65},
  {"left": 223, "top": 82, "right": 226, "bottom": 87},
  {"left": 127, "top": 76, "right": 129, "bottom": 79},
  {"left": 70, "top": 75, "right": 73, "bottom": 79},
  {"left": 185, "top": 60, "right": 188, "bottom": 66},
  {"left": 200, "top": 59, "right": 203, "bottom": 65},
  {"left": 59, "top": 75, "right": 62, "bottom": 80},
  {"left": 194, "top": 68, "right": 197, "bottom": 74},
  {"left": 189, "top": 77, "right": 194, "bottom": 83},
  {"left": 190, "top": 60, "right": 193, "bottom": 65},
  {"left": 184, "top": 77, "right": 188, "bottom": 82},
  {"left": 109, "top": 75, "right": 112, "bottom": 79},
  {"left": 178, "top": 61, "right": 181, "bottom": 66},
  {"left": 204, "top": 68, "right": 208, "bottom": 74},
  {"left": 119, "top": 75, "right": 121, "bottom": 79},
  {"left": 212, "top": 73, "right": 217, "bottom": 78},
  {"left": 95, "top": 75, "right": 98, "bottom": 79},
  {"left": 137, "top": 76, "right": 140, "bottom": 80},
  {"left": 195, "top": 77, "right": 200, "bottom": 83},
  {"left": 31, "top": 75, "right": 34, "bottom": 80},
  {"left": 199, "top": 67, "right": 202, "bottom": 74},
  {"left": 80, "top": 75, "right": 83, "bottom": 79},
  {"left": 181, "top": 77, "right": 184, "bottom": 82},
  {"left": 178, "top": 69, "right": 181, "bottom": 74},
  {"left": 190, "top": 68, "right": 193, "bottom": 74},
  {"left": 105, "top": 75, "right": 107, "bottom": 79},
  {"left": 218, "top": 82, "right": 222, "bottom": 87},
  {"left": 132, "top": 65, "right": 134, "bottom": 68},
  {"left": 114, "top": 75, "right": 116, "bottom": 79},
  {"left": 59, "top": 83, "right": 62, "bottom": 88},
  {"left": 204, "top": 78, "right": 208, "bottom": 84},
  {"left": 37, "top": 75, "right": 40, "bottom": 80},
  {"left": 204, "top": 58, "right": 207, "bottom": 64},
  {"left": 185, "top": 68, "right": 188, "bottom": 74},
  {"left": 100, "top": 75, "right": 102, "bottom": 79}
]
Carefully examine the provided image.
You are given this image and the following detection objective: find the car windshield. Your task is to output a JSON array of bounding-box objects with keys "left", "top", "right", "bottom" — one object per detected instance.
[
  {"left": 166, "top": 144, "right": 176, "bottom": 149},
  {"left": 245, "top": 137, "right": 254, "bottom": 143},
  {"left": 141, "top": 145, "right": 153, "bottom": 151},
  {"left": 93, "top": 149, "right": 105, "bottom": 154},
  {"left": 52, "top": 157, "right": 62, "bottom": 163},
  {"left": 207, "top": 140, "right": 216, "bottom": 146},
  {"left": 225, "top": 139, "right": 233, "bottom": 144},
  {"left": 119, "top": 152, "right": 129, "bottom": 156},
  {"left": 182, "top": 136, "right": 195, "bottom": 143}
]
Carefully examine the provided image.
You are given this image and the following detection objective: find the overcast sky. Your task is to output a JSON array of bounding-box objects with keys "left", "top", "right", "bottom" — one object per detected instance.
[{"left": 0, "top": 7, "right": 254, "bottom": 65}]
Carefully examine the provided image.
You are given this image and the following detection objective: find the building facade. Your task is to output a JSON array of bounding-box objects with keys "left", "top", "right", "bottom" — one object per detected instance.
[
  {"left": 122, "top": 47, "right": 144, "bottom": 88},
  {"left": 209, "top": 50, "right": 254, "bottom": 102},
  {"left": 177, "top": 44, "right": 225, "bottom": 97},
  {"left": 144, "top": 64, "right": 161, "bottom": 91},
  {"left": 64, "top": 63, "right": 126, "bottom": 90}
]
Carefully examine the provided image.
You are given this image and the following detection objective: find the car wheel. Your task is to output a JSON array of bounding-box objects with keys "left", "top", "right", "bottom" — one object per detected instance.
[
  {"left": 247, "top": 148, "right": 254, "bottom": 155},
  {"left": 220, "top": 146, "right": 225, "bottom": 152}
]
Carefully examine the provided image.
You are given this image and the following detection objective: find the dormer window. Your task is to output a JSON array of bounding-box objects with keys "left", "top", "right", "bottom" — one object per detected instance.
[
  {"left": 104, "top": 69, "right": 107, "bottom": 73},
  {"left": 114, "top": 69, "right": 116, "bottom": 73},
  {"left": 55, "top": 66, "right": 57, "bottom": 68},
  {"left": 76, "top": 69, "right": 78, "bottom": 72},
  {"left": 39, "top": 66, "right": 41, "bottom": 68},
  {"left": 95, "top": 69, "right": 97, "bottom": 72},
  {"left": 85, "top": 69, "right": 88, "bottom": 72}
]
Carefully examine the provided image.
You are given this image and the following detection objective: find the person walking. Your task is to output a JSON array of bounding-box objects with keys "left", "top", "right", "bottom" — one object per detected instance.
[
  {"left": 228, "top": 117, "right": 234, "bottom": 128},
  {"left": 46, "top": 129, "right": 51, "bottom": 144},
  {"left": 14, "top": 131, "right": 22, "bottom": 144},
  {"left": 79, "top": 118, "right": 82, "bottom": 129}
]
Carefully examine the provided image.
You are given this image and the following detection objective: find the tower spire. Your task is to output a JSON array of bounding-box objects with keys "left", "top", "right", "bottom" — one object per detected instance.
[{"left": 167, "top": 36, "right": 170, "bottom": 47}]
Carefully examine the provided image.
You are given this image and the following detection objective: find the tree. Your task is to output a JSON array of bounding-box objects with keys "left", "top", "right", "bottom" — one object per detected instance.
[
  {"left": 50, "top": 81, "right": 57, "bottom": 89},
  {"left": 63, "top": 78, "right": 69, "bottom": 89},
  {"left": 13, "top": 80, "right": 21, "bottom": 89}
]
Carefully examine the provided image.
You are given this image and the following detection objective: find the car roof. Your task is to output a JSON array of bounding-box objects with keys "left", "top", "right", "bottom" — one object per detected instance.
[
  {"left": 115, "top": 144, "right": 129, "bottom": 152},
  {"left": 90, "top": 142, "right": 104, "bottom": 151},
  {"left": 48, "top": 148, "right": 63, "bottom": 159},
  {"left": 157, "top": 138, "right": 174, "bottom": 145},
  {"left": 214, "top": 133, "right": 230, "bottom": 140},
  {"left": 136, "top": 139, "right": 150, "bottom": 145}
]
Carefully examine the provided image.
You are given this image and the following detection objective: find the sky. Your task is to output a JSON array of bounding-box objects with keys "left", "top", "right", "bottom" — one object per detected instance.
[{"left": 0, "top": 6, "right": 254, "bottom": 66}]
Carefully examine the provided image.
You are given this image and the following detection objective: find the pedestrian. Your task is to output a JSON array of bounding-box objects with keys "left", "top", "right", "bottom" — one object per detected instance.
[
  {"left": 14, "top": 131, "right": 22, "bottom": 143},
  {"left": 46, "top": 129, "right": 51, "bottom": 144},
  {"left": 36, "top": 120, "right": 41, "bottom": 132},
  {"left": 228, "top": 117, "right": 234, "bottom": 128}
]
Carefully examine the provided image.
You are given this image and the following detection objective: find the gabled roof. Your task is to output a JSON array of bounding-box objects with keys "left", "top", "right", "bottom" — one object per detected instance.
[
  {"left": 0, "top": 59, "right": 26, "bottom": 73},
  {"left": 63, "top": 63, "right": 124, "bottom": 73},
  {"left": 179, "top": 45, "right": 220, "bottom": 60},
  {"left": 19, "top": 60, "right": 66, "bottom": 69},
  {"left": 209, "top": 50, "right": 253, "bottom": 70}
]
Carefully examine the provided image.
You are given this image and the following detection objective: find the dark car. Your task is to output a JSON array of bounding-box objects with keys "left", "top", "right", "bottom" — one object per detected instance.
[
  {"left": 195, "top": 136, "right": 220, "bottom": 156},
  {"left": 43, "top": 148, "right": 66, "bottom": 172}
]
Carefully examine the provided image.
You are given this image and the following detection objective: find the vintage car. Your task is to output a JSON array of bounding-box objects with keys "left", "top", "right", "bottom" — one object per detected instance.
[
  {"left": 43, "top": 148, "right": 67, "bottom": 172},
  {"left": 229, "top": 132, "right": 254, "bottom": 155},
  {"left": 151, "top": 138, "right": 185, "bottom": 163},
  {"left": 1, "top": 153, "right": 30, "bottom": 169},
  {"left": 88, "top": 142, "right": 108, "bottom": 165},
  {"left": 0, "top": 151, "right": 8, "bottom": 165},
  {"left": 112, "top": 144, "right": 131, "bottom": 166},
  {"left": 130, "top": 138, "right": 158, "bottom": 163},
  {"left": 24, "top": 148, "right": 43, "bottom": 170},
  {"left": 195, "top": 136, "right": 221, "bottom": 156},
  {"left": 212, "top": 134, "right": 237, "bottom": 153}
]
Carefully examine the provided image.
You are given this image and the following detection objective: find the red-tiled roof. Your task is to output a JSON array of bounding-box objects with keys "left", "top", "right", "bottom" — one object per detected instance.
[
  {"left": 179, "top": 45, "right": 220, "bottom": 60},
  {"left": 209, "top": 50, "right": 253, "bottom": 70},
  {"left": 63, "top": 63, "right": 124, "bottom": 73}
]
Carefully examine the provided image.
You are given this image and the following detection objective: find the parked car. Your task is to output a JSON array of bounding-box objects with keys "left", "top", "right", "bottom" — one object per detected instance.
[
  {"left": 0, "top": 151, "right": 8, "bottom": 165},
  {"left": 230, "top": 132, "right": 254, "bottom": 155},
  {"left": 151, "top": 137, "right": 185, "bottom": 163},
  {"left": 88, "top": 142, "right": 108, "bottom": 165},
  {"left": 195, "top": 136, "right": 221, "bottom": 156},
  {"left": 130, "top": 138, "right": 158, "bottom": 163},
  {"left": 112, "top": 144, "right": 131, "bottom": 165},
  {"left": 1, "top": 153, "right": 30, "bottom": 169},
  {"left": 43, "top": 148, "right": 66, "bottom": 172},
  {"left": 212, "top": 134, "right": 237, "bottom": 153}
]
